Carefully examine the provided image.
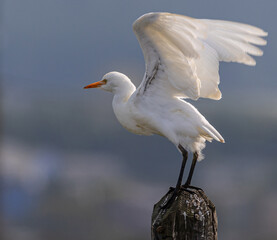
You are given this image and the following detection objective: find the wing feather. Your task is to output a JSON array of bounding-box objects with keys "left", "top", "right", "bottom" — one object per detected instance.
[{"left": 133, "top": 12, "right": 267, "bottom": 100}]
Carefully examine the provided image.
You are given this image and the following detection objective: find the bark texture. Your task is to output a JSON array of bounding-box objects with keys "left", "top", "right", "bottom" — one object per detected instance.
[{"left": 151, "top": 187, "right": 218, "bottom": 240}]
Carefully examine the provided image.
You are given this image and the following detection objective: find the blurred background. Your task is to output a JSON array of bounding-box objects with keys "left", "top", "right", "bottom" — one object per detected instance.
[{"left": 1, "top": 0, "right": 277, "bottom": 239}]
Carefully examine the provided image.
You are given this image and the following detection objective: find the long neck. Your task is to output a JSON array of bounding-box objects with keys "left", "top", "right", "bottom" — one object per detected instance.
[
  {"left": 111, "top": 81, "right": 137, "bottom": 133},
  {"left": 112, "top": 81, "right": 136, "bottom": 127},
  {"left": 112, "top": 81, "right": 136, "bottom": 104}
]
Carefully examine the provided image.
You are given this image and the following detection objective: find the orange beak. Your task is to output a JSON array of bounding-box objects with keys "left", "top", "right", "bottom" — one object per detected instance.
[{"left": 83, "top": 80, "right": 106, "bottom": 89}]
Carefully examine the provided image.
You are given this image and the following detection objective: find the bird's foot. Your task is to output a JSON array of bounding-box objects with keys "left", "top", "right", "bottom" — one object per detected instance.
[
  {"left": 160, "top": 187, "right": 180, "bottom": 209},
  {"left": 160, "top": 186, "right": 197, "bottom": 209},
  {"left": 181, "top": 184, "right": 203, "bottom": 192}
]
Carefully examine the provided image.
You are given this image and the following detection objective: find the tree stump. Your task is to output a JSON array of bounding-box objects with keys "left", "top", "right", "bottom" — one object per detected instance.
[{"left": 151, "top": 187, "right": 218, "bottom": 240}]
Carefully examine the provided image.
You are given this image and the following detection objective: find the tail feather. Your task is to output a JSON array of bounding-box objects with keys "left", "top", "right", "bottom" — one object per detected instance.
[{"left": 199, "top": 124, "right": 225, "bottom": 143}]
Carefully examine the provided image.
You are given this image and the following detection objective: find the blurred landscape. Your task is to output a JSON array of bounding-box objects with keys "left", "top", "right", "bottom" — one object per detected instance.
[{"left": 1, "top": 1, "right": 277, "bottom": 240}]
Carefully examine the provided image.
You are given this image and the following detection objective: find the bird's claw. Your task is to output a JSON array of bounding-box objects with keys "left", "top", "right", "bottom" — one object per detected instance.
[
  {"left": 160, "top": 187, "right": 180, "bottom": 209},
  {"left": 181, "top": 184, "right": 203, "bottom": 192}
]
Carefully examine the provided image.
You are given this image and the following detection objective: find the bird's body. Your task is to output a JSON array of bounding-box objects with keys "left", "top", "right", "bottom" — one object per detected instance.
[
  {"left": 84, "top": 12, "right": 267, "bottom": 190},
  {"left": 108, "top": 71, "right": 223, "bottom": 160}
]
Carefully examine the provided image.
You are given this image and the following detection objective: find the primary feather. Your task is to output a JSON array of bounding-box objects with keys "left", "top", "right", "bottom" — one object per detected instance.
[{"left": 133, "top": 12, "right": 267, "bottom": 100}]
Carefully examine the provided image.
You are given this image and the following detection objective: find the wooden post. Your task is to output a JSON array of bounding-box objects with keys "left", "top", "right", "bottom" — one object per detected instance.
[{"left": 151, "top": 187, "right": 218, "bottom": 240}]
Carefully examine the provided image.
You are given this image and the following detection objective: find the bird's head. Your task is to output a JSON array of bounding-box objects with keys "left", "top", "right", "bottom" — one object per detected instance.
[{"left": 84, "top": 71, "right": 135, "bottom": 95}]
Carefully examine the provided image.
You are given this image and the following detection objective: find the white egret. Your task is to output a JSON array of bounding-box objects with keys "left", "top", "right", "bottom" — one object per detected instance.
[{"left": 84, "top": 12, "right": 267, "bottom": 197}]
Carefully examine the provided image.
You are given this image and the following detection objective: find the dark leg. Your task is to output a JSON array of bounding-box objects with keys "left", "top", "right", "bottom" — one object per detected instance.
[
  {"left": 160, "top": 145, "right": 188, "bottom": 209},
  {"left": 184, "top": 152, "right": 198, "bottom": 187},
  {"left": 175, "top": 145, "right": 188, "bottom": 191}
]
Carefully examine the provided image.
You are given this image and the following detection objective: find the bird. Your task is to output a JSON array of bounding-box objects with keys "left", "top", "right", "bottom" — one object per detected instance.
[{"left": 84, "top": 12, "right": 267, "bottom": 200}]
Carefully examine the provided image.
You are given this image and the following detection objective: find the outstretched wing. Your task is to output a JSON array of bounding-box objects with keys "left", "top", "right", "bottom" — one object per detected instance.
[{"left": 133, "top": 12, "right": 267, "bottom": 100}]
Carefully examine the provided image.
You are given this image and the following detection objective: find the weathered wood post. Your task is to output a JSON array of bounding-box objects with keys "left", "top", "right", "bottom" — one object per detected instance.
[{"left": 151, "top": 187, "right": 218, "bottom": 240}]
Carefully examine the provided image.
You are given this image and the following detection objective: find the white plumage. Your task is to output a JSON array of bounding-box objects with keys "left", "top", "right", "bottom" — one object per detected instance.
[{"left": 84, "top": 12, "right": 267, "bottom": 162}]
